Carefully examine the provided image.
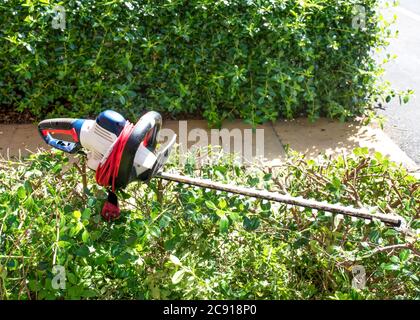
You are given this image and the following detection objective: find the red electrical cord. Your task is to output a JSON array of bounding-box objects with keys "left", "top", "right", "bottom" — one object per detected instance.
[
  {"left": 96, "top": 121, "right": 135, "bottom": 221},
  {"left": 96, "top": 121, "right": 134, "bottom": 192}
]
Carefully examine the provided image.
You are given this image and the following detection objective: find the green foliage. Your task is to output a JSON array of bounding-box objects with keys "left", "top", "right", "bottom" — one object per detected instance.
[
  {"left": 0, "top": 148, "right": 419, "bottom": 299},
  {"left": 0, "top": 0, "right": 400, "bottom": 125}
]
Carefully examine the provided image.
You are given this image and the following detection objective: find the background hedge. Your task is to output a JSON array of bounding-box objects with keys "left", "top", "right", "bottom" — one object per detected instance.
[{"left": 1, "top": 0, "right": 393, "bottom": 125}]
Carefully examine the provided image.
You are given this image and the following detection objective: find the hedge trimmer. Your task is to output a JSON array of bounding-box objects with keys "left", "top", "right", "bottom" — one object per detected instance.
[{"left": 38, "top": 110, "right": 406, "bottom": 230}]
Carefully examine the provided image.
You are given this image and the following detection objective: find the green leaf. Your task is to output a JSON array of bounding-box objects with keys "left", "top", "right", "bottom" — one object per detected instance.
[
  {"left": 169, "top": 255, "right": 182, "bottom": 266},
  {"left": 52, "top": 164, "right": 62, "bottom": 174},
  {"left": 205, "top": 200, "right": 217, "bottom": 210},
  {"left": 390, "top": 256, "right": 400, "bottom": 264},
  {"left": 69, "top": 223, "right": 83, "bottom": 237},
  {"left": 374, "top": 152, "right": 383, "bottom": 161},
  {"left": 243, "top": 216, "right": 260, "bottom": 231},
  {"left": 82, "top": 230, "right": 90, "bottom": 243},
  {"left": 399, "top": 249, "right": 410, "bottom": 262},
  {"left": 67, "top": 272, "right": 77, "bottom": 284},
  {"left": 82, "top": 289, "right": 97, "bottom": 298},
  {"left": 75, "top": 245, "right": 89, "bottom": 257},
  {"left": 0, "top": 266, "right": 7, "bottom": 279},
  {"left": 172, "top": 269, "right": 185, "bottom": 284},
  {"left": 353, "top": 147, "right": 369, "bottom": 157},
  {"left": 228, "top": 211, "right": 240, "bottom": 222},
  {"left": 73, "top": 210, "right": 81, "bottom": 220},
  {"left": 57, "top": 241, "right": 71, "bottom": 248},
  {"left": 17, "top": 186, "right": 26, "bottom": 200},
  {"left": 82, "top": 208, "right": 91, "bottom": 221},
  {"left": 263, "top": 173, "right": 272, "bottom": 181},
  {"left": 219, "top": 215, "right": 229, "bottom": 233},
  {"left": 159, "top": 214, "right": 171, "bottom": 228},
  {"left": 149, "top": 225, "right": 161, "bottom": 238},
  {"left": 126, "top": 59, "right": 133, "bottom": 71},
  {"left": 151, "top": 286, "right": 160, "bottom": 299},
  {"left": 218, "top": 198, "right": 227, "bottom": 209},
  {"left": 28, "top": 279, "right": 41, "bottom": 291},
  {"left": 382, "top": 263, "right": 400, "bottom": 271}
]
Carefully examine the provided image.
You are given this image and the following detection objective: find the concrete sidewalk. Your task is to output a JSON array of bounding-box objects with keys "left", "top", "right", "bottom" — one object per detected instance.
[
  {"left": 273, "top": 118, "right": 419, "bottom": 173},
  {"left": 0, "top": 118, "right": 419, "bottom": 176}
]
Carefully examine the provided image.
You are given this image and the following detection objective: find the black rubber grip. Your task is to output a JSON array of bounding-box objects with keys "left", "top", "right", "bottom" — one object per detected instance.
[
  {"left": 38, "top": 118, "right": 76, "bottom": 130},
  {"left": 37, "top": 118, "right": 81, "bottom": 153}
]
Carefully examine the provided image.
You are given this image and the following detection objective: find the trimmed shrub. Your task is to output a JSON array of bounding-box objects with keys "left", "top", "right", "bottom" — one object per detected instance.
[
  {"left": 0, "top": 148, "right": 419, "bottom": 299},
  {"left": 0, "top": 0, "right": 398, "bottom": 125}
]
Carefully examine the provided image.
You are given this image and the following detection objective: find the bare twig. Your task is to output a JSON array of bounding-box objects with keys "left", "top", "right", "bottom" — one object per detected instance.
[
  {"left": 52, "top": 209, "right": 60, "bottom": 266},
  {"left": 73, "top": 160, "right": 87, "bottom": 192}
]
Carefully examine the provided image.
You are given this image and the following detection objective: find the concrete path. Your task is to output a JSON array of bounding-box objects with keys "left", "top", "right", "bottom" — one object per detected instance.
[
  {"left": 379, "top": 0, "right": 420, "bottom": 164},
  {"left": 273, "top": 118, "right": 418, "bottom": 174},
  {"left": 1, "top": 119, "right": 419, "bottom": 177}
]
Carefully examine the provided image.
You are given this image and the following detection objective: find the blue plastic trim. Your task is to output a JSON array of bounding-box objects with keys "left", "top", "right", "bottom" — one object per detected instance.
[
  {"left": 73, "top": 119, "right": 85, "bottom": 137},
  {"left": 45, "top": 135, "right": 79, "bottom": 153},
  {"left": 96, "top": 110, "right": 126, "bottom": 136}
]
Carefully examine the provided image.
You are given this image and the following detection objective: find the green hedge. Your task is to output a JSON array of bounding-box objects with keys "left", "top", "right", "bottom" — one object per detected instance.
[
  {"left": 1, "top": 0, "right": 393, "bottom": 125},
  {"left": 0, "top": 149, "right": 419, "bottom": 299}
]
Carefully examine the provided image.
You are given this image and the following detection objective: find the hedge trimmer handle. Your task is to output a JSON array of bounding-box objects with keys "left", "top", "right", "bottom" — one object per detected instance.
[
  {"left": 135, "top": 111, "right": 162, "bottom": 152},
  {"left": 38, "top": 118, "right": 85, "bottom": 154}
]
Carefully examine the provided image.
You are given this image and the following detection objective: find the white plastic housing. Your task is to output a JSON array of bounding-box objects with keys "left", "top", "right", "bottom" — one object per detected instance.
[
  {"left": 79, "top": 120, "right": 118, "bottom": 170},
  {"left": 133, "top": 144, "right": 157, "bottom": 176}
]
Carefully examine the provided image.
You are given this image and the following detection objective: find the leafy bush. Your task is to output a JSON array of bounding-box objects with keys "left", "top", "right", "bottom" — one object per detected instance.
[
  {"left": 0, "top": 148, "right": 419, "bottom": 299},
  {"left": 0, "top": 0, "right": 398, "bottom": 125}
]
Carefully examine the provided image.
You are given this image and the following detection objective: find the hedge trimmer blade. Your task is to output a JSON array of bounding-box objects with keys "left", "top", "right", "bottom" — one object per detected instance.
[{"left": 156, "top": 171, "right": 407, "bottom": 230}]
